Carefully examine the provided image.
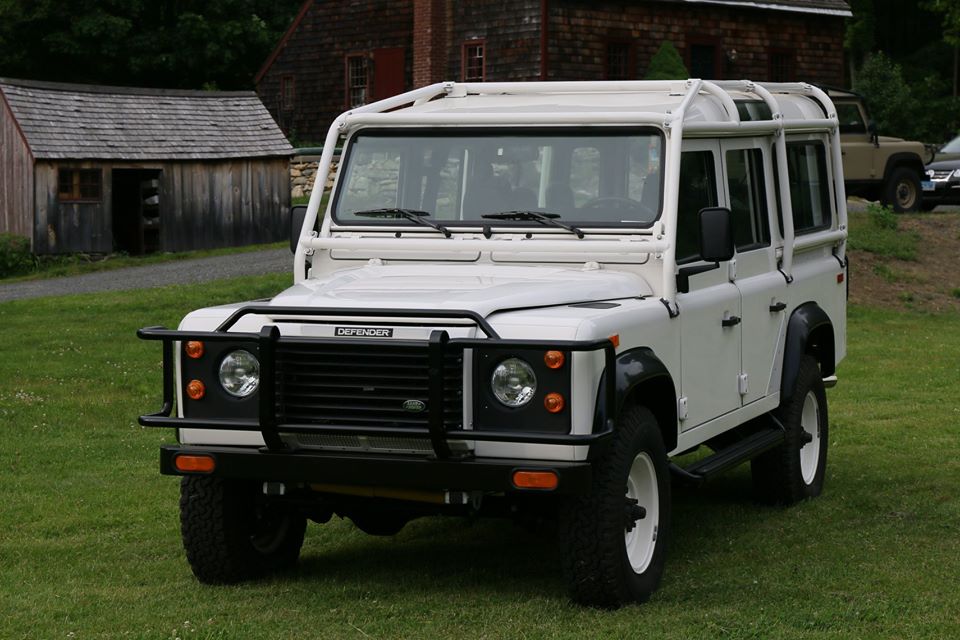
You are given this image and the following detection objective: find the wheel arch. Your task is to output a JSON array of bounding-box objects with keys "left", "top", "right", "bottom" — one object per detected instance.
[
  {"left": 781, "top": 302, "right": 835, "bottom": 400},
  {"left": 595, "top": 347, "right": 678, "bottom": 454},
  {"left": 883, "top": 153, "right": 924, "bottom": 181}
]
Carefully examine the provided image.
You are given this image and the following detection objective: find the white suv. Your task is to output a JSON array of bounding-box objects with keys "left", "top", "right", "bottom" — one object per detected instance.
[{"left": 140, "top": 80, "right": 848, "bottom": 607}]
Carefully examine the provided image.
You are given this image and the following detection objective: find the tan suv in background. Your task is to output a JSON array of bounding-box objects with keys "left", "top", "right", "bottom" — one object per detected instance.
[{"left": 828, "top": 88, "right": 927, "bottom": 212}]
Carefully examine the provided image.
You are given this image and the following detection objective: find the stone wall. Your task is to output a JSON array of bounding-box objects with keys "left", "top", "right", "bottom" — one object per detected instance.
[{"left": 290, "top": 156, "right": 337, "bottom": 199}]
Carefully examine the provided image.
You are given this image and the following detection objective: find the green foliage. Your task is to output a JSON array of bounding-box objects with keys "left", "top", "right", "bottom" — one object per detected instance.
[
  {"left": 951, "top": 287, "right": 960, "bottom": 298},
  {"left": 867, "top": 202, "right": 899, "bottom": 230},
  {"left": 644, "top": 41, "right": 688, "bottom": 80},
  {"left": 0, "top": 233, "right": 33, "bottom": 277},
  {"left": 0, "top": 0, "right": 300, "bottom": 89},
  {"left": 847, "top": 204, "right": 919, "bottom": 260},
  {"left": 923, "top": 0, "right": 960, "bottom": 46}
]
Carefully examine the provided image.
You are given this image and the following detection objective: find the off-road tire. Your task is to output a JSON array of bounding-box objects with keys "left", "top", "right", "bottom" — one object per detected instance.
[
  {"left": 883, "top": 167, "right": 922, "bottom": 212},
  {"left": 180, "top": 476, "right": 307, "bottom": 583},
  {"left": 751, "top": 355, "right": 829, "bottom": 504},
  {"left": 558, "top": 405, "right": 671, "bottom": 608}
]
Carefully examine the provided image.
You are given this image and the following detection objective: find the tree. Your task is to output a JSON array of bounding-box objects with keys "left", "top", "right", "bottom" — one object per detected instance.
[
  {"left": 644, "top": 41, "right": 688, "bottom": 80},
  {"left": 923, "top": 0, "right": 960, "bottom": 95},
  {"left": 0, "top": 0, "right": 300, "bottom": 90}
]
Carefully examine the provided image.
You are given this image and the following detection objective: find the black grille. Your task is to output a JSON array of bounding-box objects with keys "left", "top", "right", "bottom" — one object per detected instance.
[{"left": 274, "top": 341, "right": 464, "bottom": 429}]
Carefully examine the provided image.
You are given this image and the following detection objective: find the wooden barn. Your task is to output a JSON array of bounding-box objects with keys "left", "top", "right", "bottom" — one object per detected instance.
[{"left": 0, "top": 78, "right": 293, "bottom": 255}]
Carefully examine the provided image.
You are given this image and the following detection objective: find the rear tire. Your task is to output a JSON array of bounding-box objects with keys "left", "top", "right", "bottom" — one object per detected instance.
[
  {"left": 180, "top": 476, "right": 307, "bottom": 583},
  {"left": 883, "top": 167, "right": 921, "bottom": 212},
  {"left": 751, "top": 355, "right": 829, "bottom": 504},
  {"left": 559, "top": 406, "right": 671, "bottom": 607}
]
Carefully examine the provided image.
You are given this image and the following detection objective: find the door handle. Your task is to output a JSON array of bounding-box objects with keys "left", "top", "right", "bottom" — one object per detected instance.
[
  {"left": 721, "top": 315, "right": 741, "bottom": 327},
  {"left": 769, "top": 301, "right": 787, "bottom": 312}
]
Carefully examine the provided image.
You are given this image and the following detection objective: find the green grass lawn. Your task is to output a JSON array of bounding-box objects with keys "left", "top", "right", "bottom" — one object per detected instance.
[{"left": 1, "top": 282, "right": 958, "bottom": 639}]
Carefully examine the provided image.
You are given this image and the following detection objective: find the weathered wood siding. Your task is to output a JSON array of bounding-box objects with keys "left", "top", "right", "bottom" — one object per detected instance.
[
  {"left": 34, "top": 161, "right": 113, "bottom": 254},
  {"left": 32, "top": 157, "right": 288, "bottom": 254},
  {"left": 0, "top": 93, "right": 34, "bottom": 244},
  {"left": 159, "top": 157, "right": 289, "bottom": 252},
  {"left": 547, "top": 1, "right": 846, "bottom": 85}
]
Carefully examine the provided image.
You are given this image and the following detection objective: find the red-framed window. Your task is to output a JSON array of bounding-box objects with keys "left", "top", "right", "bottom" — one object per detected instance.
[
  {"left": 280, "top": 74, "right": 295, "bottom": 111},
  {"left": 58, "top": 168, "right": 102, "bottom": 202},
  {"left": 462, "top": 41, "right": 485, "bottom": 82},
  {"left": 605, "top": 40, "right": 636, "bottom": 80},
  {"left": 345, "top": 54, "right": 368, "bottom": 108}
]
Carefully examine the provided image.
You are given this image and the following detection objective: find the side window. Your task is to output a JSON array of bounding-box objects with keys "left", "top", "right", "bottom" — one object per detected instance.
[
  {"left": 676, "top": 150, "right": 718, "bottom": 263},
  {"left": 726, "top": 148, "right": 770, "bottom": 252},
  {"left": 786, "top": 143, "right": 832, "bottom": 234},
  {"left": 835, "top": 102, "right": 867, "bottom": 134}
]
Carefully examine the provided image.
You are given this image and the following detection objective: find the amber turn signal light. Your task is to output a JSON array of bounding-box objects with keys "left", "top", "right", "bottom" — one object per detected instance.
[
  {"left": 544, "top": 350, "right": 565, "bottom": 369},
  {"left": 544, "top": 392, "right": 565, "bottom": 413},
  {"left": 186, "top": 379, "right": 206, "bottom": 400},
  {"left": 512, "top": 470, "right": 559, "bottom": 491},
  {"left": 184, "top": 341, "right": 205, "bottom": 359},
  {"left": 174, "top": 454, "right": 215, "bottom": 473}
]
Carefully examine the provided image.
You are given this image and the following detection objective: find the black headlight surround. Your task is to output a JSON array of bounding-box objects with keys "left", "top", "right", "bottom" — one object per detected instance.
[
  {"left": 180, "top": 341, "right": 260, "bottom": 419},
  {"left": 474, "top": 348, "right": 571, "bottom": 433}
]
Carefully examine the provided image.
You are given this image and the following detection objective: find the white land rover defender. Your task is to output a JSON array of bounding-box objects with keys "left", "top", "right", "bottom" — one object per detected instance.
[{"left": 140, "top": 80, "right": 848, "bottom": 607}]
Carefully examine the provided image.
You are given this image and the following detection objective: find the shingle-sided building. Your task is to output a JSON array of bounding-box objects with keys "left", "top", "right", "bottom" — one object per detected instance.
[
  {"left": 256, "top": 0, "right": 851, "bottom": 142},
  {"left": 0, "top": 78, "right": 293, "bottom": 254}
]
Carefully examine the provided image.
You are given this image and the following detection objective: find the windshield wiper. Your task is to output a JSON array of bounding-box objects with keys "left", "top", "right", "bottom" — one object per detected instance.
[
  {"left": 481, "top": 210, "right": 584, "bottom": 239},
  {"left": 353, "top": 208, "right": 451, "bottom": 238}
]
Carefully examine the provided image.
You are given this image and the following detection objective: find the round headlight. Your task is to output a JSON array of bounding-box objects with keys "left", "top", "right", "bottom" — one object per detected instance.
[
  {"left": 491, "top": 357, "right": 537, "bottom": 407},
  {"left": 218, "top": 350, "right": 260, "bottom": 398}
]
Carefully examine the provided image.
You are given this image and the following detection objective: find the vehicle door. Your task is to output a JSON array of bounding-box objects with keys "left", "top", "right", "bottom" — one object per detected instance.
[
  {"left": 835, "top": 99, "right": 877, "bottom": 181},
  {"left": 676, "top": 140, "right": 742, "bottom": 429},
  {"left": 719, "top": 139, "right": 786, "bottom": 406}
]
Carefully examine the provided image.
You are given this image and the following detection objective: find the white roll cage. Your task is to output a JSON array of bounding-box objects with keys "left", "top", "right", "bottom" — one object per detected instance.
[{"left": 294, "top": 79, "right": 848, "bottom": 310}]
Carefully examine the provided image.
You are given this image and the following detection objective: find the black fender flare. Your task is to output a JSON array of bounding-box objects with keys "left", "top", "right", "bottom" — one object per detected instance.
[
  {"left": 594, "top": 347, "right": 677, "bottom": 453},
  {"left": 781, "top": 302, "right": 836, "bottom": 400},
  {"left": 883, "top": 153, "right": 924, "bottom": 182}
]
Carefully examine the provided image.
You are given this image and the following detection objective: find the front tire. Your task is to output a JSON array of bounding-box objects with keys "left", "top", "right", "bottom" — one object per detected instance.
[
  {"left": 180, "top": 476, "right": 307, "bottom": 583},
  {"left": 751, "top": 355, "right": 829, "bottom": 504},
  {"left": 883, "top": 167, "right": 922, "bottom": 212},
  {"left": 559, "top": 406, "right": 671, "bottom": 607}
]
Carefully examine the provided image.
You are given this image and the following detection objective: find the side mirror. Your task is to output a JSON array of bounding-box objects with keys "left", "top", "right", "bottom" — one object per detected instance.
[
  {"left": 698, "top": 207, "right": 734, "bottom": 263},
  {"left": 290, "top": 204, "right": 307, "bottom": 254}
]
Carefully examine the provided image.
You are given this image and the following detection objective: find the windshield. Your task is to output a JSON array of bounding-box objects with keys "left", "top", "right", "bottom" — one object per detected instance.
[
  {"left": 332, "top": 129, "right": 664, "bottom": 229},
  {"left": 942, "top": 135, "right": 960, "bottom": 153}
]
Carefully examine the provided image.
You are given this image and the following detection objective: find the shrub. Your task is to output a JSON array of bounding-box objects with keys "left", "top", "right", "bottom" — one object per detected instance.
[
  {"left": 645, "top": 41, "right": 688, "bottom": 80},
  {"left": 0, "top": 233, "right": 34, "bottom": 278},
  {"left": 866, "top": 202, "right": 898, "bottom": 230}
]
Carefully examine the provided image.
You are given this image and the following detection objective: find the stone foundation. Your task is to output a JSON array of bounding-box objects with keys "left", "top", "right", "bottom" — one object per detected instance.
[{"left": 290, "top": 155, "right": 338, "bottom": 199}]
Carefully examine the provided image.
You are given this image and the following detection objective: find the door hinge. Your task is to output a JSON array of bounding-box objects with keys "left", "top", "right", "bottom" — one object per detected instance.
[
  {"left": 727, "top": 258, "right": 737, "bottom": 281},
  {"left": 677, "top": 396, "right": 688, "bottom": 421},
  {"left": 738, "top": 373, "right": 749, "bottom": 396}
]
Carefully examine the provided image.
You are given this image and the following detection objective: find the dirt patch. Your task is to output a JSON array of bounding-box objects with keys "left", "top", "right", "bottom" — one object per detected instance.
[{"left": 848, "top": 210, "right": 960, "bottom": 313}]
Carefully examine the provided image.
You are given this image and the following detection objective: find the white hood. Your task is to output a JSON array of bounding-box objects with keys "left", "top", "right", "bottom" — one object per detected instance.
[{"left": 271, "top": 264, "right": 652, "bottom": 317}]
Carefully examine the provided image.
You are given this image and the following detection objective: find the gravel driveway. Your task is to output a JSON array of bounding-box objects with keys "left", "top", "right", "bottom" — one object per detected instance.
[{"left": 0, "top": 248, "right": 291, "bottom": 302}]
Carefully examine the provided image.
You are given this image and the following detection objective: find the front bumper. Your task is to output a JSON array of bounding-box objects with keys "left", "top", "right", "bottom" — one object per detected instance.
[
  {"left": 161, "top": 444, "right": 593, "bottom": 495},
  {"left": 922, "top": 178, "right": 960, "bottom": 205},
  {"left": 139, "top": 304, "right": 617, "bottom": 460}
]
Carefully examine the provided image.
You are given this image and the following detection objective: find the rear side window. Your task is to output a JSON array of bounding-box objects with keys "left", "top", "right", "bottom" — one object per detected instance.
[{"left": 775, "top": 142, "right": 832, "bottom": 236}]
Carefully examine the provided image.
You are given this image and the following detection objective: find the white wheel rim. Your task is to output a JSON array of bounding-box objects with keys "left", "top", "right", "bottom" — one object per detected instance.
[
  {"left": 799, "top": 390, "right": 821, "bottom": 485},
  {"left": 624, "top": 452, "right": 659, "bottom": 573}
]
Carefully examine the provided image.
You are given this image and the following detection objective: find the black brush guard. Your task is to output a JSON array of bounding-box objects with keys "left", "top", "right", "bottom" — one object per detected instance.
[{"left": 138, "top": 306, "right": 617, "bottom": 463}]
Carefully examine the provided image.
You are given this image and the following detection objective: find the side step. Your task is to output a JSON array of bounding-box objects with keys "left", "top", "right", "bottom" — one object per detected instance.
[{"left": 670, "top": 419, "right": 785, "bottom": 486}]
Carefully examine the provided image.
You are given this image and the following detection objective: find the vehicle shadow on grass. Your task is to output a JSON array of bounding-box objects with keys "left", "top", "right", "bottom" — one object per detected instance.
[{"left": 284, "top": 470, "right": 792, "bottom": 602}]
